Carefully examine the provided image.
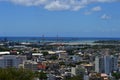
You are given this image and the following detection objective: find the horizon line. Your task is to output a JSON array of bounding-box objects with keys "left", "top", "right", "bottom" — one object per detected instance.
[{"left": 0, "top": 36, "right": 120, "bottom": 38}]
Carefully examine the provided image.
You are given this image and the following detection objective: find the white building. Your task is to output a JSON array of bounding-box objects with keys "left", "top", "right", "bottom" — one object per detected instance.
[
  {"left": 95, "top": 55, "right": 118, "bottom": 74},
  {"left": 71, "top": 67, "right": 76, "bottom": 75},
  {"left": 56, "top": 51, "right": 67, "bottom": 59},
  {"left": 0, "top": 51, "right": 10, "bottom": 55}
]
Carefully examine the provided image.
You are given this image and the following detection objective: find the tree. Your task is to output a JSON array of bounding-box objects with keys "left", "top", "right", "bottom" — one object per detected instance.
[
  {"left": 0, "top": 68, "right": 34, "bottom": 80},
  {"left": 49, "top": 55, "right": 58, "bottom": 60},
  {"left": 34, "top": 71, "right": 47, "bottom": 79},
  {"left": 65, "top": 75, "right": 83, "bottom": 80},
  {"left": 112, "top": 72, "right": 120, "bottom": 79},
  {"left": 42, "top": 51, "right": 49, "bottom": 56}
]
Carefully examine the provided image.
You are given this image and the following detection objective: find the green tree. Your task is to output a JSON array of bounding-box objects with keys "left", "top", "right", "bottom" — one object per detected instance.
[
  {"left": 34, "top": 71, "right": 47, "bottom": 79},
  {"left": 112, "top": 72, "right": 120, "bottom": 79},
  {"left": 49, "top": 55, "right": 58, "bottom": 60},
  {"left": 0, "top": 68, "right": 34, "bottom": 80},
  {"left": 65, "top": 75, "right": 83, "bottom": 80},
  {"left": 42, "top": 51, "right": 49, "bottom": 56}
]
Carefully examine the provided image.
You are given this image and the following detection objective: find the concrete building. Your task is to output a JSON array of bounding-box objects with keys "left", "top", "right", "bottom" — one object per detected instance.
[
  {"left": 71, "top": 65, "right": 85, "bottom": 76},
  {"left": 84, "top": 74, "right": 89, "bottom": 80},
  {"left": 72, "top": 55, "right": 82, "bottom": 62},
  {"left": 56, "top": 51, "right": 68, "bottom": 59},
  {"left": 24, "top": 60, "right": 38, "bottom": 71},
  {"left": 0, "top": 55, "right": 24, "bottom": 68},
  {"left": 95, "top": 55, "right": 118, "bottom": 74}
]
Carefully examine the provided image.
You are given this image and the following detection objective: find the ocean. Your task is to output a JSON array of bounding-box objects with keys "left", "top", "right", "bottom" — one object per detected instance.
[{"left": 0, "top": 37, "right": 120, "bottom": 42}]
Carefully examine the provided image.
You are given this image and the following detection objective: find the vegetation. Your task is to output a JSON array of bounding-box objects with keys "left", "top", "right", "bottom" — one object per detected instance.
[
  {"left": 34, "top": 71, "right": 47, "bottom": 79},
  {"left": 59, "top": 62, "right": 65, "bottom": 65},
  {"left": 112, "top": 72, "right": 120, "bottom": 79},
  {"left": 0, "top": 68, "right": 34, "bottom": 80},
  {"left": 65, "top": 75, "right": 83, "bottom": 80},
  {"left": 0, "top": 47, "right": 12, "bottom": 51},
  {"left": 66, "top": 49, "right": 75, "bottom": 55},
  {"left": 0, "top": 68, "right": 47, "bottom": 80},
  {"left": 91, "top": 45, "right": 117, "bottom": 49},
  {"left": 49, "top": 55, "right": 58, "bottom": 60},
  {"left": 42, "top": 51, "right": 49, "bottom": 56},
  {"left": 94, "top": 40, "right": 120, "bottom": 44}
]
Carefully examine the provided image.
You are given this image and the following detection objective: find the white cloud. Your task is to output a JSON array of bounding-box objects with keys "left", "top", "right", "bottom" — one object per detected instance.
[
  {"left": 44, "top": 1, "right": 70, "bottom": 11},
  {"left": 0, "top": 0, "right": 119, "bottom": 11},
  {"left": 10, "top": 0, "right": 48, "bottom": 6},
  {"left": 101, "top": 14, "right": 111, "bottom": 20},
  {"left": 84, "top": 11, "right": 91, "bottom": 15},
  {"left": 91, "top": 0, "right": 119, "bottom": 3},
  {"left": 91, "top": 6, "right": 102, "bottom": 11},
  {"left": 84, "top": 6, "right": 102, "bottom": 15}
]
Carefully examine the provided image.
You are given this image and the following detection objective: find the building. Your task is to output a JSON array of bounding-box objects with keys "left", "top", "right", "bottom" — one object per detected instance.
[
  {"left": 0, "top": 51, "right": 10, "bottom": 55},
  {"left": 89, "top": 73, "right": 109, "bottom": 80},
  {"left": 84, "top": 74, "right": 89, "bottom": 80},
  {"left": 24, "top": 60, "right": 38, "bottom": 71},
  {"left": 56, "top": 50, "right": 68, "bottom": 59},
  {"left": 95, "top": 55, "right": 118, "bottom": 74},
  {"left": 72, "top": 55, "right": 82, "bottom": 62},
  {"left": 0, "top": 55, "right": 25, "bottom": 68},
  {"left": 71, "top": 65, "right": 85, "bottom": 76}
]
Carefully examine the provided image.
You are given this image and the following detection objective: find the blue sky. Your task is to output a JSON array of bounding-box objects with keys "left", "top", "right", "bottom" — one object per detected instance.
[{"left": 0, "top": 0, "right": 120, "bottom": 37}]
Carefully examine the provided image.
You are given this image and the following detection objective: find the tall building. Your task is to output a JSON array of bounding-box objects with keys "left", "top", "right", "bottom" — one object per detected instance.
[
  {"left": 0, "top": 55, "right": 26, "bottom": 68},
  {"left": 95, "top": 55, "right": 118, "bottom": 74}
]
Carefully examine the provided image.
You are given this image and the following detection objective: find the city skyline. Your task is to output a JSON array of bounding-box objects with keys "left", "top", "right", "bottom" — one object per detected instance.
[{"left": 0, "top": 0, "right": 120, "bottom": 37}]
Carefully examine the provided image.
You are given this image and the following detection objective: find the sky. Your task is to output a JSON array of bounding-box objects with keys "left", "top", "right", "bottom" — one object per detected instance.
[{"left": 0, "top": 0, "right": 120, "bottom": 37}]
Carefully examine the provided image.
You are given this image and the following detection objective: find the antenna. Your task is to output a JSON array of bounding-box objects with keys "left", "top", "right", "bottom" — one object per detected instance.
[{"left": 42, "top": 34, "right": 45, "bottom": 43}]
